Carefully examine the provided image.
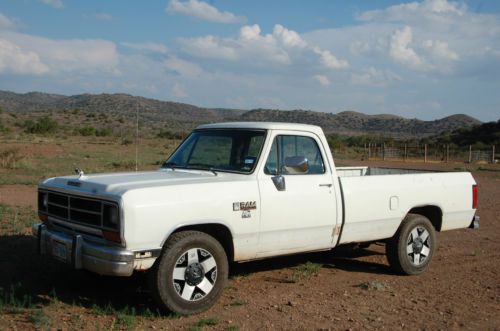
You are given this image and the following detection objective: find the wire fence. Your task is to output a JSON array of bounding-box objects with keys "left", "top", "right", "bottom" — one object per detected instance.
[{"left": 332, "top": 143, "right": 498, "bottom": 163}]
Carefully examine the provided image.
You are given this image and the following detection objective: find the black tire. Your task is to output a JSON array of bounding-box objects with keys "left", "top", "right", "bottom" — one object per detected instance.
[
  {"left": 386, "top": 214, "right": 437, "bottom": 275},
  {"left": 150, "top": 231, "right": 228, "bottom": 315}
]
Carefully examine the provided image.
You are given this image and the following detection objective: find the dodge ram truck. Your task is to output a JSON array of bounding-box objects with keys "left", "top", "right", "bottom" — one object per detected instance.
[{"left": 32, "top": 122, "right": 479, "bottom": 314}]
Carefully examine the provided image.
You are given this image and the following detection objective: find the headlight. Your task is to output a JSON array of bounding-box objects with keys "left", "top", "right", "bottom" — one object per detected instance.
[{"left": 103, "top": 204, "right": 119, "bottom": 229}]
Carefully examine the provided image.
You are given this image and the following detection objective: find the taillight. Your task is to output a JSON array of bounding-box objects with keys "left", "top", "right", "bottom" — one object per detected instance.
[{"left": 472, "top": 184, "right": 478, "bottom": 209}]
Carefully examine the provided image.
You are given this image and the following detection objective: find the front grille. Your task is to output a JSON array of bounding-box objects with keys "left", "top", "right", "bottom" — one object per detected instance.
[{"left": 39, "top": 190, "right": 119, "bottom": 231}]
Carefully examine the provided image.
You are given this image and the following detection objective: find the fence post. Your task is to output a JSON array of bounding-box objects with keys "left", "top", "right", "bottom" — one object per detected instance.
[
  {"left": 446, "top": 144, "right": 449, "bottom": 163},
  {"left": 383, "top": 143, "right": 386, "bottom": 161},
  {"left": 368, "top": 143, "right": 371, "bottom": 159},
  {"left": 404, "top": 144, "right": 407, "bottom": 162},
  {"left": 424, "top": 144, "right": 427, "bottom": 163},
  {"left": 468, "top": 145, "right": 472, "bottom": 163},
  {"left": 493, "top": 145, "right": 496, "bottom": 164}
]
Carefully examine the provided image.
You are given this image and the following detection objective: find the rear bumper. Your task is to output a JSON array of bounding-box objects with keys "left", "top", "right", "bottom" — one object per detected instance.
[
  {"left": 469, "top": 215, "right": 480, "bottom": 229},
  {"left": 33, "top": 223, "right": 135, "bottom": 276}
]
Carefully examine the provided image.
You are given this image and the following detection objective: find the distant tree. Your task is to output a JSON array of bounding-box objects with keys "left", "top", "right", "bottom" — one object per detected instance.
[{"left": 422, "top": 120, "right": 500, "bottom": 147}]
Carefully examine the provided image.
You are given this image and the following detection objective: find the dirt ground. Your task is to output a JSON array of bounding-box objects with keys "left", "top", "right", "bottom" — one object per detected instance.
[{"left": 0, "top": 160, "right": 499, "bottom": 330}]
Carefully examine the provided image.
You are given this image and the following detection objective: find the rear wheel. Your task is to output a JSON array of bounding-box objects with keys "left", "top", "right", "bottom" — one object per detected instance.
[
  {"left": 386, "top": 214, "right": 436, "bottom": 275},
  {"left": 150, "top": 231, "right": 228, "bottom": 315}
]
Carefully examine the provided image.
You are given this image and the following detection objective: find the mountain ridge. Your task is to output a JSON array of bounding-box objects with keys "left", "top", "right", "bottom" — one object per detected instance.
[{"left": 0, "top": 90, "right": 482, "bottom": 137}]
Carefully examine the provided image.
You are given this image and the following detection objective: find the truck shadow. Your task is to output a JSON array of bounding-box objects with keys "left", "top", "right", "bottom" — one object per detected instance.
[
  {"left": 230, "top": 244, "right": 393, "bottom": 279},
  {"left": 0, "top": 234, "right": 161, "bottom": 316},
  {"left": 0, "top": 235, "right": 392, "bottom": 316}
]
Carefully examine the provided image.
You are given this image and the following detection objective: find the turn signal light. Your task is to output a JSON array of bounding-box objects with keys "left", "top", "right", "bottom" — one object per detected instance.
[
  {"left": 38, "top": 213, "right": 48, "bottom": 223},
  {"left": 103, "top": 230, "right": 121, "bottom": 244}
]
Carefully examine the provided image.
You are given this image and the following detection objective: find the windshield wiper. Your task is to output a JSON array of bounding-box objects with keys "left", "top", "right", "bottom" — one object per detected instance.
[
  {"left": 162, "top": 162, "right": 177, "bottom": 170},
  {"left": 186, "top": 163, "right": 218, "bottom": 176}
]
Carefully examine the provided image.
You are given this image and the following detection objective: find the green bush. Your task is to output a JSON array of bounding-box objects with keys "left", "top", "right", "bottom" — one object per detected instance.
[
  {"left": 23, "top": 116, "right": 58, "bottom": 134},
  {"left": 157, "top": 130, "right": 184, "bottom": 139},
  {"left": 78, "top": 126, "right": 97, "bottom": 136},
  {"left": 96, "top": 128, "right": 112, "bottom": 136}
]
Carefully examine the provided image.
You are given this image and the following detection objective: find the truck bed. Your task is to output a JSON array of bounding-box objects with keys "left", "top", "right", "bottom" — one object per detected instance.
[{"left": 336, "top": 168, "right": 476, "bottom": 245}]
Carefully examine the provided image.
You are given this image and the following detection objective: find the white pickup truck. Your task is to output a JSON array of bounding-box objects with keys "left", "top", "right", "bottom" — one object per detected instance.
[{"left": 33, "top": 122, "right": 479, "bottom": 314}]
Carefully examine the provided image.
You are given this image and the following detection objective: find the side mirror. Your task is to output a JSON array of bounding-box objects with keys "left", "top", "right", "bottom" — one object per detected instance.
[
  {"left": 271, "top": 175, "right": 286, "bottom": 191},
  {"left": 284, "top": 156, "right": 309, "bottom": 174}
]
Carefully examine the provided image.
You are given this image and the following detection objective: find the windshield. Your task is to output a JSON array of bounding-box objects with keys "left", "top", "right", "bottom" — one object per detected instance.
[{"left": 163, "top": 129, "right": 266, "bottom": 174}]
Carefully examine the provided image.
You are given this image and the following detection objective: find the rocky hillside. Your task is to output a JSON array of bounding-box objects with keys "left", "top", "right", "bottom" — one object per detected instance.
[{"left": 0, "top": 90, "right": 482, "bottom": 137}]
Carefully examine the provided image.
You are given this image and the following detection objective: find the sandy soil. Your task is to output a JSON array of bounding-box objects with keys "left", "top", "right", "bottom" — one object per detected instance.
[
  {"left": 0, "top": 185, "right": 37, "bottom": 207},
  {"left": 0, "top": 161, "right": 498, "bottom": 330}
]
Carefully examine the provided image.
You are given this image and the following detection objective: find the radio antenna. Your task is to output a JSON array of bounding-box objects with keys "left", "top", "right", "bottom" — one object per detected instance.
[{"left": 135, "top": 100, "right": 139, "bottom": 172}]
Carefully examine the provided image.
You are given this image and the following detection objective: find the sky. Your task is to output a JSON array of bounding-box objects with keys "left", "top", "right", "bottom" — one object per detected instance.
[{"left": 0, "top": 0, "right": 499, "bottom": 121}]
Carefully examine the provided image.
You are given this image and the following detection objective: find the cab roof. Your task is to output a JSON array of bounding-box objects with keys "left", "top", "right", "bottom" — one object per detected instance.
[{"left": 196, "top": 122, "right": 324, "bottom": 135}]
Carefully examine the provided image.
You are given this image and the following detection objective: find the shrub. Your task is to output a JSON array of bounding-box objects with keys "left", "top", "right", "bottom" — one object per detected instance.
[
  {"left": 0, "top": 148, "right": 24, "bottom": 168},
  {"left": 157, "top": 130, "right": 184, "bottom": 139},
  {"left": 121, "top": 138, "right": 133, "bottom": 145},
  {"left": 96, "top": 128, "right": 112, "bottom": 137},
  {"left": 78, "top": 126, "right": 97, "bottom": 136},
  {"left": 23, "top": 116, "right": 58, "bottom": 134}
]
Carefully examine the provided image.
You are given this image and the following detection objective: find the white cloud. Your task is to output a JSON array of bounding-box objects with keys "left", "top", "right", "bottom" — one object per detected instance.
[
  {"left": 181, "top": 24, "right": 290, "bottom": 65},
  {"left": 422, "top": 39, "right": 459, "bottom": 60},
  {"left": 313, "top": 47, "right": 349, "bottom": 69},
  {"left": 351, "top": 67, "right": 400, "bottom": 87},
  {"left": 39, "top": 0, "right": 64, "bottom": 9},
  {"left": 273, "top": 24, "right": 307, "bottom": 48},
  {"left": 181, "top": 24, "right": 348, "bottom": 70},
  {"left": 0, "top": 31, "right": 119, "bottom": 74},
  {"left": 121, "top": 42, "right": 169, "bottom": 54},
  {"left": 167, "top": 0, "right": 246, "bottom": 24},
  {"left": 0, "top": 13, "right": 16, "bottom": 29},
  {"left": 0, "top": 38, "right": 49, "bottom": 75},
  {"left": 164, "top": 56, "right": 204, "bottom": 77},
  {"left": 313, "top": 75, "right": 331, "bottom": 86},
  {"left": 172, "top": 83, "right": 188, "bottom": 98},
  {"left": 358, "top": 0, "right": 466, "bottom": 23},
  {"left": 389, "top": 26, "right": 428, "bottom": 71},
  {"left": 181, "top": 35, "right": 237, "bottom": 60}
]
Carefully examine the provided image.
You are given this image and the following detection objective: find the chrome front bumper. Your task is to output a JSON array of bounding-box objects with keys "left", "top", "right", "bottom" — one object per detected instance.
[{"left": 33, "top": 223, "right": 134, "bottom": 276}]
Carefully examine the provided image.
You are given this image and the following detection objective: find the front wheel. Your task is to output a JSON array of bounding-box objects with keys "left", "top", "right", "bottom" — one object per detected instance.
[
  {"left": 150, "top": 231, "right": 228, "bottom": 315},
  {"left": 386, "top": 214, "right": 437, "bottom": 275}
]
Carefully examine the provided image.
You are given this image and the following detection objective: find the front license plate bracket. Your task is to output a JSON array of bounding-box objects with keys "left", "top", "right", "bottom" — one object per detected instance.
[{"left": 52, "top": 240, "right": 68, "bottom": 262}]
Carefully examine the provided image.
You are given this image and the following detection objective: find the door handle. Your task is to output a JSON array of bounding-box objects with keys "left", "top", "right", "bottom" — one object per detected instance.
[{"left": 319, "top": 183, "right": 332, "bottom": 187}]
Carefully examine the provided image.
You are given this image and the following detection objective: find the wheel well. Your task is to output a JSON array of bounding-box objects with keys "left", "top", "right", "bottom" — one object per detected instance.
[
  {"left": 172, "top": 224, "right": 234, "bottom": 262},
  {"left": 408, "top": 206, "right": 443, "bottom": 231}
]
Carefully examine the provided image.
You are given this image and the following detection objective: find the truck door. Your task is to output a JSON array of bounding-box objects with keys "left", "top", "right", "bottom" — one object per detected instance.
[{"left": 256, "top": 132, "right": 338, "bottom": 256}]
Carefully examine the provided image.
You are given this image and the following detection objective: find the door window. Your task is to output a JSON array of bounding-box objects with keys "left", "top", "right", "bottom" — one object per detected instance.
[{"left": 264, "top": 135, "right": 325, "bottom": 175}]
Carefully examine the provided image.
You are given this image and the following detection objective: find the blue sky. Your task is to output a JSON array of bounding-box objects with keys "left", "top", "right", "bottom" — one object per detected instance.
[{"left": 0, "top": 0, "right": 499, "bottom": 121}]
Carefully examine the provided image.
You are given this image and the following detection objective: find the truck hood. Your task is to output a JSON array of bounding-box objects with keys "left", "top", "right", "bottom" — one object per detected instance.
[{"left": 40, "top": 169, "right": 242, "bottom": 197}]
